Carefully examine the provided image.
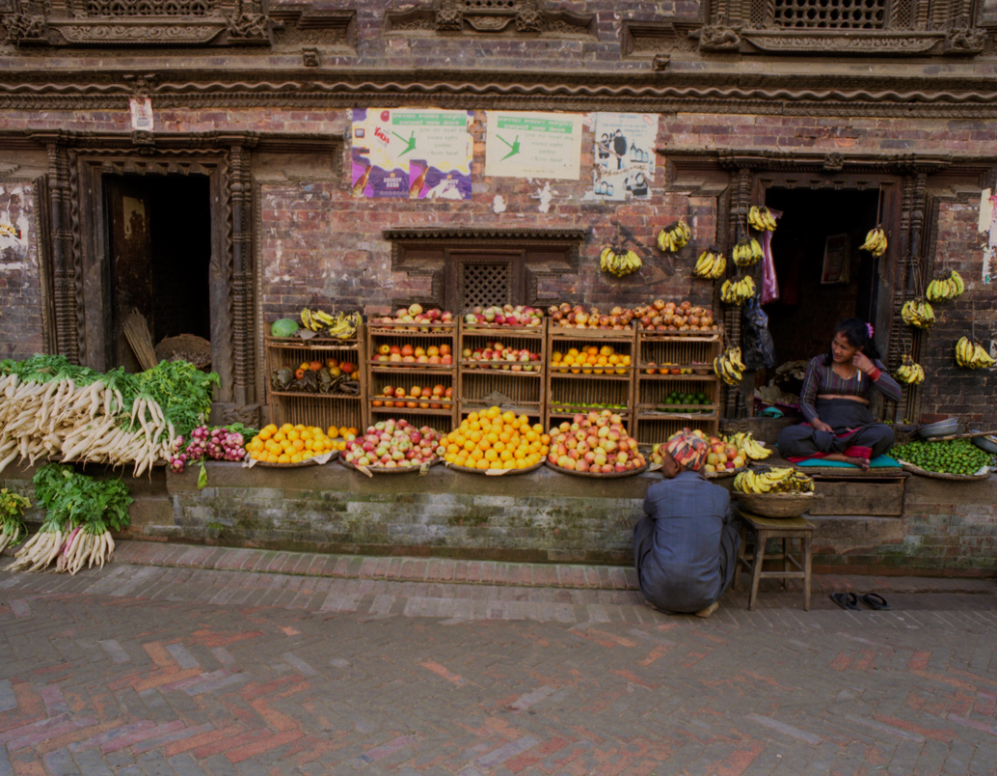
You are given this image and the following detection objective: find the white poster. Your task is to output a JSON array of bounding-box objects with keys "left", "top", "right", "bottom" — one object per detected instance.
[
  {"left": 484, "top": 112, "right": 582, "bottom": 180},
  {"left": 591, "top": 113, "right": 657, "bottom": 201},
  {"left": 979, "top": 188, "right": 996, "bottom": 284}
]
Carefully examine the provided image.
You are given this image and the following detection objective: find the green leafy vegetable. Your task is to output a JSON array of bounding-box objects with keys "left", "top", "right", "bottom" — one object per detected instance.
[{"left": 32, "top": 464, "right": 133, "bottom": 534}]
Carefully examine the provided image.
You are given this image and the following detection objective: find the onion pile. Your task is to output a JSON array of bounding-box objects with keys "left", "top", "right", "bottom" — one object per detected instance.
[{"left": 170, "top": 425, "right": 247, "bottom": 473}]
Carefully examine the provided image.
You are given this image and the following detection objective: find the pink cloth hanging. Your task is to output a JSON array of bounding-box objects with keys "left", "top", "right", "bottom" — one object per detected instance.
[{"left": 759, "top": 208, "right": 782, "bottom": 305}]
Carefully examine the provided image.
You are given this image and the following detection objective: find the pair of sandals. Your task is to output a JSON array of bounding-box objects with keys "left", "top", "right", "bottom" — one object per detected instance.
[{"left": 830, "top": 592, "right": 890, "bottom": 611}]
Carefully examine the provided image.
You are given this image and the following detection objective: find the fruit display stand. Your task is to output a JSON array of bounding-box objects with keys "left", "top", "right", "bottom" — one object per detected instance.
[
  {"left": 263, "top": 333, "right": 366, "bottom": 432},
  {"left": 365, "top": 319, "right": 458, "bottom": 435},
  {"left": 632, "top": 324, "right": 721, "bottom": 448},
  {"left": 457, "top": 320, "right": 547, "bottom": 423},
  {"left": 545, "top": 325, "right": 637, "bottom": 434}
]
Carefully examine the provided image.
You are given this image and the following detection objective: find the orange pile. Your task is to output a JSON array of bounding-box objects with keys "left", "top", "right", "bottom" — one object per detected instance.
[
  {"left": 247, "top": 423, "right": 357, "bottom": 463},
  {"left": 551, "top": 346, "right": 630, "bottom": 375},
  {"left": 443, "top": 407, "right": 550, "bottom": 471}
]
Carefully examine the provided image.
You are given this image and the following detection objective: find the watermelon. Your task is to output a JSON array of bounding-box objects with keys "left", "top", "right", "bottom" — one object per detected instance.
[{"left": 271, "top": 318, "right": 299, "bottom": 338}]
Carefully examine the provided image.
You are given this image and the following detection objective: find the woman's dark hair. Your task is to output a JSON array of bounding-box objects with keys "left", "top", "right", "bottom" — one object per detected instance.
[{"left": 824, "top": 317, "right": 882, "bottom": 365}]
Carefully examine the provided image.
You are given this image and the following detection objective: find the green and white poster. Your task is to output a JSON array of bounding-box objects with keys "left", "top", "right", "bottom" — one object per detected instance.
[{"left": 484, "top": 112, "right": 582, "bottom": 180}]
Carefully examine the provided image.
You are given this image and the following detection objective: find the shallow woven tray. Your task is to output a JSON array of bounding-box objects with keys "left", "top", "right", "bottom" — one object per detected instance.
[
  {"left": 445, "top": 460, "right": 545, "bottom": 477},
  {"left": 704, "top": 467, "right": 745, "bottom": 480},
  {"left": 250, "top": 451, "right": 338, "bottom": 468},
  {"left": 733, "top": 491, "right": 814, "bottom": 518},
  {"left": 547, "top": 463, "right": 649, "bottom": 478},
  {"left": 899, "top": 461, "right": 991, "bottom": 481},
  {"left": 340, "top": 458, "right": 440, "bottom": 475}
]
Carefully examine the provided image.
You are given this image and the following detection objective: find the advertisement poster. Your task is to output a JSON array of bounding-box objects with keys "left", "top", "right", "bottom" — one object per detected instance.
[
  {"left": 484, "top": 112, "right": 582, "bottom": 180},
  {"left": 351, "top": 109, "right": 472, "bottom": 200},
  {"left": 591, "top": 112, "right": 657, "bottom": 201},
  {"left": 0, "top": 184, "right": 31, "bottom": 269}
]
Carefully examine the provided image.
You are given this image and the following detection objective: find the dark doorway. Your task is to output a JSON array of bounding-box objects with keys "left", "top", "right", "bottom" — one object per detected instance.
[
  {"left": 762, "top": 187, "right": 882, "bottom": 366},
  {"left": 105, "top": 175, "right": 211, "bottom": 372}
]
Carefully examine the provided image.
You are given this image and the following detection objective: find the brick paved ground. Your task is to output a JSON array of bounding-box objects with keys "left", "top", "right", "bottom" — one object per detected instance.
[{"left": 1, "top": 545, "right": 996, "bottom": 775}]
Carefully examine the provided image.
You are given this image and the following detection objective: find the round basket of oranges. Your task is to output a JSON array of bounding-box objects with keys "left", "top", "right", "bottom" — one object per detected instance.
[
  {"left": 246, "top": 423, "right": 356, "bottom": 466},
  {"left": 550, "top": 346, "right": 630, "bottom": 375},
  {"left": 443, "top": 407, "right": 550, "bottom": 475}
]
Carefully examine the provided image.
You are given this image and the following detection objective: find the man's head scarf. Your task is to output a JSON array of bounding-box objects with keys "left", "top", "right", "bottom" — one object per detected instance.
[{"left": 664, "top": 428, "right": 707, "bottom": 471}]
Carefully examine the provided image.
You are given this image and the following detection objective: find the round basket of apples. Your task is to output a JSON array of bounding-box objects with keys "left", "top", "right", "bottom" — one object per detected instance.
[
  {"left": 372, "top": 304, "right": 455, "bottom": 331},
  {"left": 341, "top": 419, "right": 446, "bottom": 473},
  {"left": 462, "top": 305, "right": 544, "bottom": 329},
  {"left": 546, "top": 411, "right": 648, "bottom": 477},
  {"left": 649, "top": 431, "right": 745, "bottom": 478}
]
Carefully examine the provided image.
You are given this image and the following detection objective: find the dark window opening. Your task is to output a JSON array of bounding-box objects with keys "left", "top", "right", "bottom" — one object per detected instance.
[{"left": 105, "top": 174, "right": 211, "bottom": 373}]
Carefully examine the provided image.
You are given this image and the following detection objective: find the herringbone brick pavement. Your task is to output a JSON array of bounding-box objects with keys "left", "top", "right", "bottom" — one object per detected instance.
[{"left": 1, "top": 550, "right": 996, "bottom": 775}]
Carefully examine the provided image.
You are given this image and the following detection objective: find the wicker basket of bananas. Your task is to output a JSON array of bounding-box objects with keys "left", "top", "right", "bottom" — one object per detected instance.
[{"left": 733, "top": 466, "right": 815, "bottom": 519}]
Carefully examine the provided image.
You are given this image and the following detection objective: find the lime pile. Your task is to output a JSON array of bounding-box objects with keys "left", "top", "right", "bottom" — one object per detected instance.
[
  {"left": 660, "top": 390, "right": 711, "bottom": 414},
  {"left": 892, "top": 438, "right": 993, "bottom": 476}
]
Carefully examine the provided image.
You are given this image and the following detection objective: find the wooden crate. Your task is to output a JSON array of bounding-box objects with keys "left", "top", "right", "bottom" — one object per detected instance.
[
  {"left": 264, "top": 333, "right": 366, "bottom": 432},
  {"left": 458, "top": 320, "right": 547, "bottom": 420},
  {"left": 632, "top": 325, "right": 722, "bottom": 446},
  {"left": 545, "top": 325, "right": 636, "bottom": 434},
  {"left": 366, "top": 320, "right": 458, "bottom": 432}
]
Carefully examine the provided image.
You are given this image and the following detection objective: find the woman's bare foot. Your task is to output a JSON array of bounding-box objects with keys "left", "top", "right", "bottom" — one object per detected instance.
[
  {"left": 695, "top": 601, "right": 720, "bottom": 618},
  {"left": 822, "top": 453, "right": 870, "bottom": 471}
]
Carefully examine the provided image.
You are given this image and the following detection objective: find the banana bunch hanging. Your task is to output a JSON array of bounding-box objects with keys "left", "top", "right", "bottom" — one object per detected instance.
[
  {"left": 895, "top": 355, "right": 925, "bottom": 385},
  {"left": 301, "top": 308, "right": 361, "bottom": 339},
  {"left": 926, "top": 270, "right": 965, "bottom": 303},
  {"left": 900, "top": 298, "right": 936, "bottom": 330},
  {"left": 955, "top": 337, "right": 996, "bottom": 369},
  {"left": 713, "top": 346, "right": 746, "bottom": 386},
  {"left": 748, "top": 206, "right": 777, "bottom": 232},
  {"left": 693, "top": 248, "right": 727, "bottom": 280},
  {"left": 720, "top": 275, "right": 756, "bottom": 305},
  {"left": 859, "top": 227, "right": 888, "bottom": 257},
  {"left": 732, "top": 237, "right": 763, "bottom": 268},
  {"left": 656, "top": 220, "right": 691, "bottom": 253},
  {"left": 600, "top": 246, "right": 642, "bottom": 278},
  {"left": 734, "top": 467, "right": 814, "bottom": 494}
]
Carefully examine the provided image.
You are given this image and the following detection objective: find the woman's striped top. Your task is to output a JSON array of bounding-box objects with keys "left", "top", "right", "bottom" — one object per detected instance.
[{"left": 798, "top": 355, "right": 903, "bottom": 423}]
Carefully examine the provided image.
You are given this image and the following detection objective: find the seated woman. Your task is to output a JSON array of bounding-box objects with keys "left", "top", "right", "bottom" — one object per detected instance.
[
  {"left": 777, "top": 318, "right": 901, "bottom": 470},
  {"left": 634, "top": 429, "right": 740, "bottom": 618}
]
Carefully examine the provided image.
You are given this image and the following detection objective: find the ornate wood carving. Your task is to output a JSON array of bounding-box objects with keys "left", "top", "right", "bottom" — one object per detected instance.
[{"left": 385, "top": 0, "right": 594, "bottom": 38}]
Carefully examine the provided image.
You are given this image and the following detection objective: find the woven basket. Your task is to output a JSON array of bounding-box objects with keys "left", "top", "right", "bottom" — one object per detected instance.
[
  {"left": 155, "top": 334, "right": 211, "bottom": 369},
  {"left": 734, "top": 491, "right": 814, "bottom": 519}
]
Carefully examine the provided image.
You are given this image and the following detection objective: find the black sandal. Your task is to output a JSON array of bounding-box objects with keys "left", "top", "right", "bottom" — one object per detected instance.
[
  {"left": 830, "top": 592, "right": 860, "bottom": 611},
  {"left": 860, "top": 593, "right": 891, "bottom": 611}
]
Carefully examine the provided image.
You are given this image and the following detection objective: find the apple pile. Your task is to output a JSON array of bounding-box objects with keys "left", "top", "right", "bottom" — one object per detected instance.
[
  {"left": 463, "top": 305, "right": 543, "bottom": 327},
  {"left": 376, "top": 304, "right": 454, "bottom": 330},
  {"left": 547, "top": 300, "right": 719, "bottom": 333},
  {"left": 343, "top": 419, "right": 446, "bottom": 469},
  {"left": 373, "top": 384, "right": 453, "bottom": 409},
  {"left": 373, "top": 343, "right": 453, "bottom": 366},
  {"left": 547, "top": 411, "right": 647, "bottom": 474},
  {"left": 461, "top": 341, "right": 541, "bottom": 371}
]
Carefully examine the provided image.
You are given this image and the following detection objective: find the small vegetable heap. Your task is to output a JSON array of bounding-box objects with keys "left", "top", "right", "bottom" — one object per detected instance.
[
  {"left": 0, "top": 488, "right": 30, "bottom": 554},
  {"left": 0, "top": 356, "right": 218, "bottom": 476},
  {"left": 170, "top": 423, "right": 257, "bottom": 473},
  {"left": 892, "top": 438, "right": 992, "bottom": 477},
  {"left": 9, "top": 464, "right": 131, "bottom": 574}
]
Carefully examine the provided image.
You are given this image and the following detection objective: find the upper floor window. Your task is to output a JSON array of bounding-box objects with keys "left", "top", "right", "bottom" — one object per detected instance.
[{"left": 772, "top": 0, "right": 888, "bottom": 29}]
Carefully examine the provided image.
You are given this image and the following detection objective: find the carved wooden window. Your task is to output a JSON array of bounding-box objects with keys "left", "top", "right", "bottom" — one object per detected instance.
[
  {"left": 81, "top": 0, "right": 214, "bottom": 16},
  {"left": 772, "top": 0, "right": 888, "bottom": 28},
  {"left": 459, "top": 261, "right": 513, "bottom": 310}
]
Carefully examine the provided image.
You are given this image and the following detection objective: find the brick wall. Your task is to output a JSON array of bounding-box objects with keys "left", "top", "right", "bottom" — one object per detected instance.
[{"left": 0, "top": 181, "right": 44, "bottom": 361}]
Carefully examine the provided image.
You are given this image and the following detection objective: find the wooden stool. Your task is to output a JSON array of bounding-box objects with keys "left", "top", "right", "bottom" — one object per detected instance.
[{"left": 733, "top": 510, "right": 815, "bottom": 611}]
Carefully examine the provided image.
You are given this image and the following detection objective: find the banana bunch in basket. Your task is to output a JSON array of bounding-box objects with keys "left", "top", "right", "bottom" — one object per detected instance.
[
  {"left": 926, "top": 270, "right": 965, "bottom": 302},
  {"left": 734, "top": 467, "right": 814, "bottom": 494},
  {"left": 859, "top": 227, "right": 888, "bottom": 258},
  {"left": 748, "top": 206, "right": 777, "bottom": 232},
  {"left": 600, "top": 246, "right": 642, "bottom": 278},
  {"left": 720, "top": 275, "right": 756, "bottom": 305},
  {"left": 732, "top": 237, "right": 763, "bottom": 268},
  {"left": 713, "top": 346, "right": 746, "bottom": 386},
  {"left": 895, "top": 355, "right": 925, "bottom": 385},
  {"left": 657, "top": 221, "right": 691, "bottom": 253},
  {"left": 901, "top": 298, "right": 935, "bottom": 330},
  {"left": 301, "top": 308, "right": 361, "bottom": 339},
  {"left": 693, "top": 248, "right": 727, "bottom": 280},
  {"left": 955, "top": 337, "right": 996, "bottom": 369}
]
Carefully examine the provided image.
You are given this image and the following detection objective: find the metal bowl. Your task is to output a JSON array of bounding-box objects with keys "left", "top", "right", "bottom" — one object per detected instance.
[
  {"left": 918, "top": 419, "right": 965, "bottom": 439},
  {"left": 971, "top": 432, "right": 997, "bottom": 454}
]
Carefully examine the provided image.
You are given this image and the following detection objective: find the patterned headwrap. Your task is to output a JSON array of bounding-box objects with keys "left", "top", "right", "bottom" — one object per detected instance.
[{"left": 664, "top": 428, "right": 708, "bottom": 472}]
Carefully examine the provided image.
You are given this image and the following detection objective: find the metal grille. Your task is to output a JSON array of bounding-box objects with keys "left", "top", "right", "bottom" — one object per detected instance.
[
  {"left": 82, "top": 0, "right": 213, "bottom": 16},
  {"left": 773, "top": 0, "right": 887, "bottom": 28},
  {"left": 462, "top": 0, "right": 516, "bottom": 8},
  {"left": 461, "top": 263, "right": 511, "bottom": 311}
]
